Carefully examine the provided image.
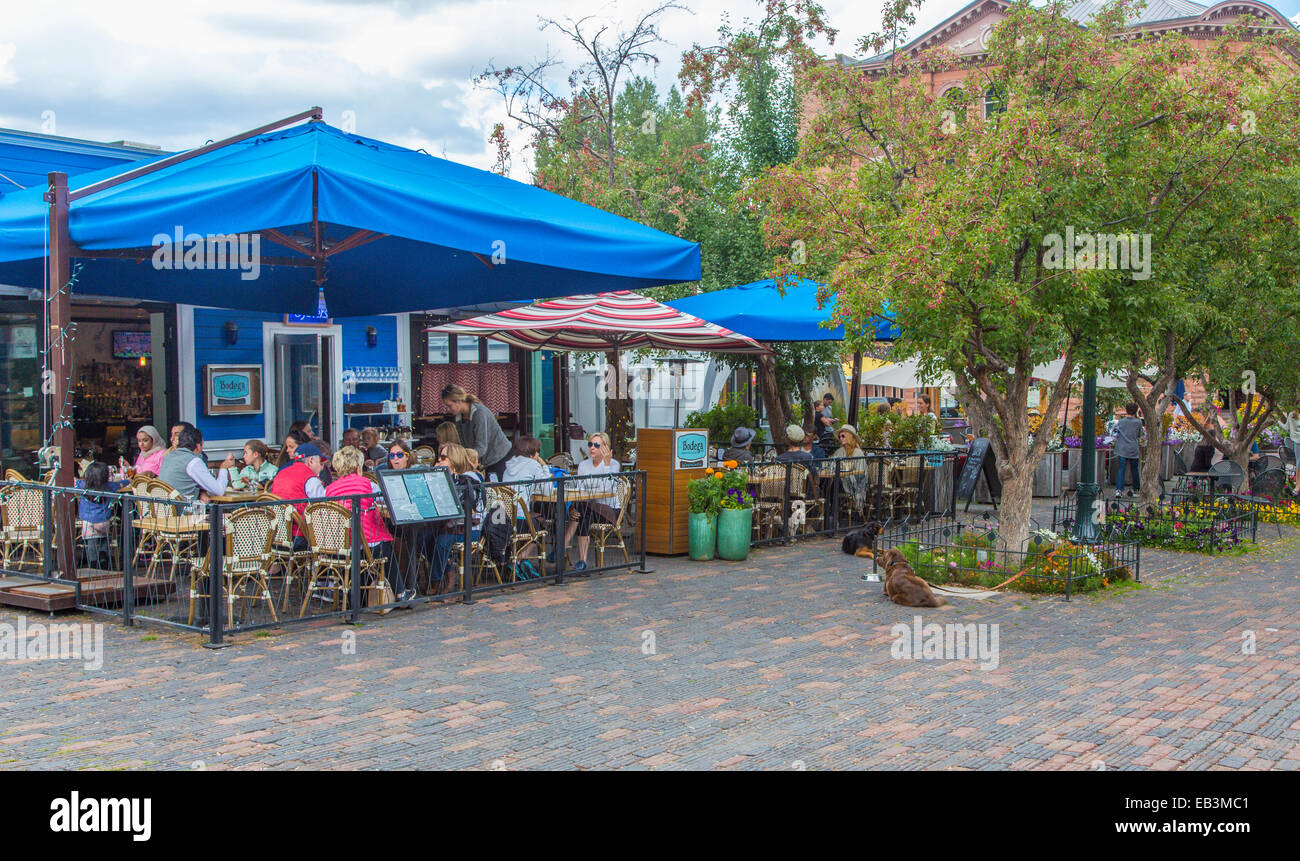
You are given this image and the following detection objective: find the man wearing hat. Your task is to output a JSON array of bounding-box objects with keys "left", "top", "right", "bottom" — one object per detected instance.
[
  {"left": 722, "top": 426, "right": 757, "bottom": 464},
  {"left": 777, "top": 424, "right": 817, "bottom": 463},
  {"left": 270, "top": 442, "right": 329, "bottom": 549}
]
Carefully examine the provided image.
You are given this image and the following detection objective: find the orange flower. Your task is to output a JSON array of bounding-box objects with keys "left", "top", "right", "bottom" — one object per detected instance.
[
  {"left": 724, "top": 460, "right": 739, "bottom": 469},
  {"left": 705, "top": 468, "right": 715, "bottom": 475}
]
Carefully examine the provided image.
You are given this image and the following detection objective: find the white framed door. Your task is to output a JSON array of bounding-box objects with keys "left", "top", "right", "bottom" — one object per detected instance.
[{"left": 262, "top": 321, "right": 343, "bottom": 447}]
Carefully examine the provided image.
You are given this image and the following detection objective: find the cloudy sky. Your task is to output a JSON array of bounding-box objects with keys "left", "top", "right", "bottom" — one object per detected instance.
[{"left": 2, "top": 0, "right": 1298, "bottom": 178}]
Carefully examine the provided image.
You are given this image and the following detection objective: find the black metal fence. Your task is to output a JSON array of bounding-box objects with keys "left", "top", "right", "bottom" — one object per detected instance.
[
  {"left": 870, "top": 516, "right": 1140, "bottom": 599},
  {"left": 1050, "top": 491, "right": 1257, "bottom": 554},
  {"left": 0, "top": 471, "right": 647, "bottom": 645},
  {"left": 727, "top": 451, "right": 959, "bottom": 547}
]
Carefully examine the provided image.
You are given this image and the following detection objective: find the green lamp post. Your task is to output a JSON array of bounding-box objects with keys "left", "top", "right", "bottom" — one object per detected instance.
[{"left": 1072, "top": 370, "right": 1100, "bottom": 543}]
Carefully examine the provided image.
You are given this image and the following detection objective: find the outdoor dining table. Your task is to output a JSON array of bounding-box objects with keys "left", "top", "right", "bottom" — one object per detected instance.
[
  {"left": 531, "top": 485, "right": 613, "bottom": 503},
  {"left": 209, "top": 492, "right": 261, "bottom": 504}
]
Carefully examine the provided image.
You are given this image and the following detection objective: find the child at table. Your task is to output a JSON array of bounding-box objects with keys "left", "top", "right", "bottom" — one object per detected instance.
[{"left": 76, "top": 462, "right": 128, "bottom": 568}]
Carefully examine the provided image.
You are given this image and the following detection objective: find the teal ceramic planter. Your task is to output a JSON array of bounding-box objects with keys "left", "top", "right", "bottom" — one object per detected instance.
[
  {"left": 716, "top": 508, "right": 753, "bottom": 561},
  {"left": 689, "top": 512, "right": 717, "bottom": 561}
]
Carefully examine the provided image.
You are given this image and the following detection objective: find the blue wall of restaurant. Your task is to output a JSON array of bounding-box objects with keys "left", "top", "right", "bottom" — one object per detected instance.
[{"left": 192, "top": 309, "right": 399, "bottom": 443}]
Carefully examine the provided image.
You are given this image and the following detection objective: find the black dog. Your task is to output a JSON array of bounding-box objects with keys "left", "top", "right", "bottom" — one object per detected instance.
[{"left": 841, "top": 521, "right": 881, "bottom": 558}]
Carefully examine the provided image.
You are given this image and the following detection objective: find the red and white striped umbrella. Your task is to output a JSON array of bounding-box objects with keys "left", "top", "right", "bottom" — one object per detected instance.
[{"left": 427, "top": 291, "right": 769, "bottom": 354}]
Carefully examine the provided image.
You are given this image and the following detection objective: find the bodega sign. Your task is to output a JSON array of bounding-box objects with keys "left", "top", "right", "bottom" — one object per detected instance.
[{"left": 674, "top": 430, "right": 708, "bottom": 470}]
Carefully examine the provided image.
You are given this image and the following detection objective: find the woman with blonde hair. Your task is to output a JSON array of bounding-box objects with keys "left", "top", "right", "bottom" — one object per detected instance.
[
  {"left": 441, "top": 384, "right": 512, "bottom": 481},
  {"left": 435, "top": 421, "right": 461, "bottom": 449},
  {"left": 563, "top": 430, "right": 622, "bottom": 572},
  {"left": 430, "top": 442, "right": 486, "bottom": 588},
  {"left": 327, "top": 446, "right": 407, "bottom": 602},
  {"left": 831, "top": 424, "right": 867, "bottom": 503}
]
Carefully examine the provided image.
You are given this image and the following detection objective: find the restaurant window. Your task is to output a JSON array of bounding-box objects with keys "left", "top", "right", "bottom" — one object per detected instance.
[
  {"left": 456, "top": 335, "right": 480, "bottom": 363},
  {"left": 486, "top": 339, "right": 510, "bottom": 363},
  {"left": 427, "top": 333, "right": 450, "bottom": 364}
]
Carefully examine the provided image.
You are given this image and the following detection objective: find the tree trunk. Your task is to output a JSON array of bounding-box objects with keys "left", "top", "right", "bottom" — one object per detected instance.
[
  {"left": 997, "top": 449, "right": 1035, "bottom": 552},
  {"left": 757, "top": 354, "right": 789, "bottom": 446},
  {"left": 603, "top": 350, "right": 634, "bottom": 461},
  {"left": 1138, "top": 433, "right": 1163, "bottom": 505}
]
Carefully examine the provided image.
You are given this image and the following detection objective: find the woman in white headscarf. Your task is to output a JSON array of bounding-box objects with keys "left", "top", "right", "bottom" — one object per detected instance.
[{"left": 122, "top": 425, "right": 166, "bottom": 476}]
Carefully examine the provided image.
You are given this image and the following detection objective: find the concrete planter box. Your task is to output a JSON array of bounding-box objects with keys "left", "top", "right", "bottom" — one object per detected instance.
[{"left": 1033, "top": 451, "right": 1064, "bottom": 497}]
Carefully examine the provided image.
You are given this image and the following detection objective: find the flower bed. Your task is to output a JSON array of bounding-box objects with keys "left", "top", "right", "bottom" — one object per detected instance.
[
  {"left": 877, "top": 520, "right": 1138, "bottom": 598},
  {"left": 1051, "top": 494, "right": 1257, "bottom": 554}
]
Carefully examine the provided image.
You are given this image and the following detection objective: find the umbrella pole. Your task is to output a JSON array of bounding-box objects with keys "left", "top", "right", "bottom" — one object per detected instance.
[{"left": 848, "top": 351, "right": 862, "bottom": 426}]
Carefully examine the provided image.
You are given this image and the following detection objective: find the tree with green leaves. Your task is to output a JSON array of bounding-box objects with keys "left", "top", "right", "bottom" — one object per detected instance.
[
  {"left": 749, "top": 0, "right": 1300, "bottom": 548},
  {"left": 677, "top": 0, "right": 841, "bottom": 442}
]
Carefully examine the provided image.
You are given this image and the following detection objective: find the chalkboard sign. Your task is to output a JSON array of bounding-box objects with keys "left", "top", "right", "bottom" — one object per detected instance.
[{"left": 956, "top": 438, "right": 1002, "bottom": 511}]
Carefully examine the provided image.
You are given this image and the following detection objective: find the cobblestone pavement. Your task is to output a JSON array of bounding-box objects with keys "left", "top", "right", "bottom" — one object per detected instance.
[{"left": 3, "top": 520, "right": 1299, "bottom": 770}]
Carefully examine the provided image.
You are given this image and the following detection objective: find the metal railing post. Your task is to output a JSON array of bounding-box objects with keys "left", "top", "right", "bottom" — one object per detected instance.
[
  {"left": 831, "top": 458, "right": 841, "bottom": 532},
  {"left": 781, "top": 461, "right": 792, "bottom": 544},
  {"left": 121, "top": 496, "right": 134, "bottom": 628},
  {"left": 461, "top": 481, "right": 476, "bottom": 604},
  {"left": 349, "top": 497, "right": 362, "bottom": 622},
  {"left": 555, "top": 475, "right": 567, "bottom": 586},
  {"left": 205, "top": 503, "right": 225, "bottom": 648},
  {"left": 637, "top": 471, "right": 651, "bottom": 573},
  {"left": 42, "top": 485, "right": 53, "bottom": 580}
]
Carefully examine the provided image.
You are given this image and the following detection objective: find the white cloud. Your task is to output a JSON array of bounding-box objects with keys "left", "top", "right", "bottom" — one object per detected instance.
[
  {"left": 0, "top": 0, "right": 964, "bottom": 173},
  {"left": 0, "top": 43, "right": 17, "bottom": 87}
]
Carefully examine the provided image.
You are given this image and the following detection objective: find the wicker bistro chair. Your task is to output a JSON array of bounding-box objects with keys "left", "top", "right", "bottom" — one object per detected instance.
[
  {"left": 486, "top": 485, "right": 548, "bottom": 581},
  {"left": 787, "top": 463, "right": 824, "bottom": 536},
  {"left": 448, "top": 494, "right": 506, "bottom": 590},
  {"left": 299, "top": 501, "right": 390, "bottom": 616},
  {"left": 133, "top": 484, "right": 201, "bottom": 581},
  {"left": 547, "top": 453, "right": 576, "bottom": 472},
  {"left": 588, "top": 476, "right": 633, "bottom": 568},
  {"left": 262, "top": 496, "right": 313, "bottom": 612},
  {"left": 0, "top": 485, "right": 46, "bottom": 571},
  {"left": 751, "top": 464, "right": 790, "bottom": 540},
  {"left": 187, "top": 507, "right": 278, "bottom": 626}
]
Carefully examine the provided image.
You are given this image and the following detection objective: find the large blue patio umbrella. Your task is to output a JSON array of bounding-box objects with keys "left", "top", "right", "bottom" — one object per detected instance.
[
  {"left": 0, "top": 109, "right": 701, "bottom": 540},
  {"left": 666, "top": 278, "right": 898, "bottom": 423},
  {"left": 665, "top": 277, "right": 898, "bottom": 342},
  {"left": 0, "top": 111, "right": 700, "bottom": 315}
]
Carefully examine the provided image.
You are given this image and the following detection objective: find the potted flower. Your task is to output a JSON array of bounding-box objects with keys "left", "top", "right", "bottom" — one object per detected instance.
[
  {"left": 686, "top": 466, "right": 725, "bottom": 561},
  {"left": 715, "top": 466, "right": 755, "bottom": 561}
]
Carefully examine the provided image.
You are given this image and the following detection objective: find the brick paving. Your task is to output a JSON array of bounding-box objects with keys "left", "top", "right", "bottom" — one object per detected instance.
[{"left": 2, "top": 518, "right": 1299, "bottom": 770}]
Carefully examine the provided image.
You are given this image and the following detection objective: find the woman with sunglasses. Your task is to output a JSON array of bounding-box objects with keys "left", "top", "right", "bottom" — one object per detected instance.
[
  {"left": 428, "top": 443, "right": 486, "bottom": 589},
  {"left": 562, "top": 431, "right": 621, "bottom": 572},
  {"left": 386, "top": 439, "right": 414, "bottom": 469}
]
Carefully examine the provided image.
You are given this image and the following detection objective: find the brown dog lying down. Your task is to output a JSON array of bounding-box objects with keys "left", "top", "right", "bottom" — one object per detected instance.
[{"left": 877, "top": 548, "right": 947, "bottom": 608}]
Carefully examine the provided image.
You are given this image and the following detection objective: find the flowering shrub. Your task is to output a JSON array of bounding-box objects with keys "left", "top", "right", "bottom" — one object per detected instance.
[
  {"left": 688, "top": 463, "right": 755, "bottom": 515},
  {"left": 1061, "top": 501, "right": 1256, "bottom": 554},
  {"left": 893, "top": 530, "right": 1133, "bottom": 595}
]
